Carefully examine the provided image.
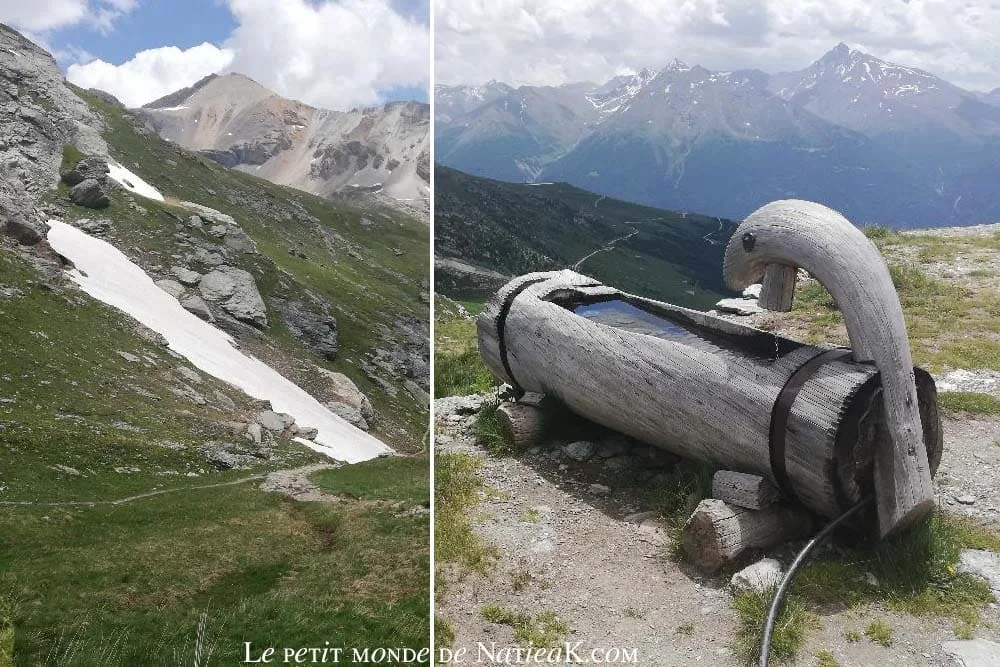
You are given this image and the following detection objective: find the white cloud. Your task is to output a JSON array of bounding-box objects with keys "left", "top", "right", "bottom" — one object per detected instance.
[
  {"left": 222, "top": 0, "right": 429, "bottom": 109},
  {"left": 435, "top": 0, "right": 1000, "bottom": 92},
  {"left": 0, "top": 0, "right": 136, "bottom": 33},
  {"left": 56, "top": 0, "right": 428, "bottom": 110},
  {"left": 66, "top": 43, "right": 235, "bottom": 107}
]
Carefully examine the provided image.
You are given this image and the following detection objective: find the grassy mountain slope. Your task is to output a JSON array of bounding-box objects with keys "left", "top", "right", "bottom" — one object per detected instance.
[
  {"left": 434, "top": 166, "right": 737, "bottom": 311},
  {"left": 64, "top": 86, "right": 429, "bottom": 449},
  {"left": 0, "top": 82, "right": 429, "bottom": 662}
]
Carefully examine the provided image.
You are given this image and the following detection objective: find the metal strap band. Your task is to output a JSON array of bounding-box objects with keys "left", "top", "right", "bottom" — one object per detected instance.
[
  {"left": 495, "top": 277, "right": 548, "bottom": 396},
  {"left": 769, "top": 347, "right": 854, "bottom": 503}
]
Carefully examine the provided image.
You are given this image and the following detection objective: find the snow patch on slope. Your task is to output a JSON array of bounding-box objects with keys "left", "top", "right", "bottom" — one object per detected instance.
[
  {"left": 107, "top": 160, "right": 165, "bottom": 202},
  {"left": 46, "top": 220, "right": 393, "bottom": 464}
]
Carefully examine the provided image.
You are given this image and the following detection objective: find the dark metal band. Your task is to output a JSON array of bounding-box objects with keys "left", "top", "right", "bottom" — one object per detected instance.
[
  {"left": 769, "top": 347, "right": 854, "bottom": 503},
  {"left": 495, "top": 277, "right": 548, "bottom": 396}
]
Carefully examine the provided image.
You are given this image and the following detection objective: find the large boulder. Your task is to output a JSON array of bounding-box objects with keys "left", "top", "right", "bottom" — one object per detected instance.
[
  {"left": 180, "top": 294, "right": 214, "bottom": 322},
  {"left": 272, "top": 298, "right": 337, "bottom": 360},
  {"left": 223, "top": 226, "right": 257, "bottom": 253},
  {"left": 69, "top": 178, "right": 110, "bottom": 209},
  {"left": 198, "top": 265, "right": 267, "bottom": 327},
  {"left": 325, "top": 402, "right": 369, "bottom": 430},
  {"left": 61, "top": 157, "right": 109, "bottom": 186},
  {"left": 316, "top": 368, "right": 374, "bottom": 423}
]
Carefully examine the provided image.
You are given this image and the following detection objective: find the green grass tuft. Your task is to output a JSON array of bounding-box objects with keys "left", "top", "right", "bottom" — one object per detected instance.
[
  {"left": 480, "top": 606, "right": 569, "bottom": 648},
  {"left": 676, "top": 622, "right": 695, "bottom": 636},
  {"left": 732, "top": 586, "right": 817, "bottom": 666},
  {"left": 435, "top": 616, "right": 456, "bottom": 650},
  {"left": 864, "top": 620, "right": 893, "bottom": 647},
  {"left": 797, "top": 512, "right": 996, "bottom": 624},
  {"left": 862, "top": 225, "right": 896, "bottom": 242},
  {"left": 434, "top": 452, "right": 496, "bottom": 576},
  {"left": 473, "top": 401, "right": 516, "bottom": 456},
  {"left": 938, "top": 392, "right": 1000, "bottom": 415},
  {"left": 815, "top": 649, "right": 841, "bottom": 667}
]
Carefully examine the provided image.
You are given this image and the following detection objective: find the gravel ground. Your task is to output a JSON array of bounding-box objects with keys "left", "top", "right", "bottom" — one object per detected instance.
[{"left": 435, "top": 397, "right": 1000, "bottom": 667}]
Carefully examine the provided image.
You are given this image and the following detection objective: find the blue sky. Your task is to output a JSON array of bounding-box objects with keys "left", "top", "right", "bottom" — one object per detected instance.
[
  {"left": 52, "top": 1, "right": 236, "bottom": 65},
  {"left": 0, "top": 0, "right": 429, "bottom": 108}
]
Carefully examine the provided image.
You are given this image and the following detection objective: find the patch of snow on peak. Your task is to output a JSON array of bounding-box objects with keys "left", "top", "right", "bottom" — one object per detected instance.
[
  {"left": 158, "top": 105, "right": 189, "bottom": 112},
  {"left": 45, "top": 221, "right": 393, "bottom": 464},
  {"left": 107, "top": 160, "right": 164, "bottom": 202}
]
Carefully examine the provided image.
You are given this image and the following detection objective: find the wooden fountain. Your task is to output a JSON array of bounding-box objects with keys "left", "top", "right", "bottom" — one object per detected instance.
[{"left": 477, "top": 199, "right": 941, "bottom": 569}]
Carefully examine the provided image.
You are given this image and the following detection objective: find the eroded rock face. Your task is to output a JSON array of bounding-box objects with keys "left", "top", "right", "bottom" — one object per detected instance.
[
  {"left": 0, "top": 24, "right": 107, "bottom": 203},
  {"left": 198, "top": 265, "right": 267, "bottom": 327},
  {"left": 1, "top": 181, "right": 49, "bottom": 244},
  {"left": 272, "top": 298, "right": 338, "bottom": 360}
]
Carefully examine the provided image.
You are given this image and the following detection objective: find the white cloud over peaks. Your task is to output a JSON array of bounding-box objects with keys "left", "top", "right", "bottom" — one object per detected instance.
[
  {"left": 59, "top": 0, "right": 428, "bottom": 110},
  {"left": 435, "top": 0, "right": 1000, "bottom": 93},
  {"left": 222, "top": 0, "right": 429, "bottom": 109},
  {"left": 66, "top": 43, "right": 235, "bottom": 107},
  {"left": 0, "top": 0, "right": 136, "bottom": 33}
]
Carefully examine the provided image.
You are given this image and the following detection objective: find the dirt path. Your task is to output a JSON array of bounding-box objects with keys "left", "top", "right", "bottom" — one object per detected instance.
[
  {"left": 573, "top": 229, "right": 639, "bottom": 271},
  {"left": 435, "top": 398, "right": 1000, "bottom": 666},
  {"left": 0, "top": 463, "right": 347, "bottom": 508},
  {"left": 0, "top": 474, "right": 266, "bottom": 507},
  {"left": 259, "top": 462, "right": 341, "bottom": 501}
]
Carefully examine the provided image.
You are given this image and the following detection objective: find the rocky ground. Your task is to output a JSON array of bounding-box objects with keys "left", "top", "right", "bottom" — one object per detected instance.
[{"left": 435, "top": 395, "right": 1000, "bottom": 666}]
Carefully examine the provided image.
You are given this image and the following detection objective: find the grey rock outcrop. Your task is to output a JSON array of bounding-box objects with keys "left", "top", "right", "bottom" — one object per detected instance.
[
  {"left": 154, "top": 279, "right": 186, "bottom": 299},
  {"left": 171, "top": 266, "right": 202, "bottom": 286},
  {"left": 198, "top": 265, "right": 267, "bottom": 327},
  {"left": 1, "top": 183, "right": 48, "bottom": 245},
  {"left": 69, "top": 179, "right": 110, "bottom": 209},
  {"left": 0, "top": 24, "right": 107, "bottom": 204},
  {"left": 180, "top": 294, "right": 214, "bottom": 322},
  {"left": 325, "top": 402, "right": 369, "bottom": 431},
  {"left": 958, "top": 549, "right": 1000, "bottom": 594},
  {"left": 316, "top": 368, "right": 375, "bottom": 424},
  {"left": 223, "top": 226, "right": 256, "bottom": 253},
  {"left": 61, "top": 157, "right": 109, "bottom": 186},
  {"left": 272, "top": 298, "right": 337, "bottom": 360}
]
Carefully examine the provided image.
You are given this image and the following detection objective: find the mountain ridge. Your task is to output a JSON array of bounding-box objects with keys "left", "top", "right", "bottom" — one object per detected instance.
[
  {"left": 436, "top": 43, "right": 1000, "bottom": 228},
  {"left": 135, "top": 73, "right": 430, "bottom": 217}
]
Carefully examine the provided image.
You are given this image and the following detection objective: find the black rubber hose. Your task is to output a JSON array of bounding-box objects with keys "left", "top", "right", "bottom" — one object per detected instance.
[{"left": 758, "top": 495, "right": 875, "bottom": 667}]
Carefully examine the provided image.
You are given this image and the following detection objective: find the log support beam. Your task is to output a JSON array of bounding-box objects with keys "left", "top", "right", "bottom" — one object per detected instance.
[
  {"left": 712, "top": 471, "right": 779, "bottom": 510},
  {"left": 682, "top": 499, "right": 815, "bottom": 572}
]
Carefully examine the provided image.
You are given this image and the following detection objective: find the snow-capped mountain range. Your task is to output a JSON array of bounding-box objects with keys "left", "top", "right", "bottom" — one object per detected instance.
[{"left": 436, "top": 43, "right": 1000, "bottom": 227}]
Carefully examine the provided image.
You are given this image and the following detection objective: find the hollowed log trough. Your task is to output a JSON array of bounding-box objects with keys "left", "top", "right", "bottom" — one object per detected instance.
[{"left": 477, "top": 199, "right": 941, "bottom": 540}]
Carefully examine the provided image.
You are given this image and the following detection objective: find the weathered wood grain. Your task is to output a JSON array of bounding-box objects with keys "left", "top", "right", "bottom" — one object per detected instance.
[
  {"left": 497, "top": 402, "right": 547, "bottom": 449},
  {"left": 682, "top": 499, "right": 814, "bottom": 572},
  {"left": 760, "top": 264, "right": 797, "bottom": 312},
  {"left": 477, "top": 269, "right": 941, "bottom": 525},
  {"left": 712, "top": 471, "right": 779, "bottom": 510},
  {"left": 722, "top": 199, "right": 934, "bottom": 537}
]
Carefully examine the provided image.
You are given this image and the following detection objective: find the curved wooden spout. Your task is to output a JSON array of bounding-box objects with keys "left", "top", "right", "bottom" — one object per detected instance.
[{"left": 723, "top": 199, "right": 934, "bottom": 537}]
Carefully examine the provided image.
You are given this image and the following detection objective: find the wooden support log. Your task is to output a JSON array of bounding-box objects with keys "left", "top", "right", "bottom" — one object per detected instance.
[
  {"left": 760, "top": 264, "right": 797, "bottom": 312},
  {"left": 712, "top": 471, "right": 779, "bottom": 510},
  {"left": 496, "top": 402, "right": 547, "bottom": 449},
  {"left": 723, "top": 199, "right": 934, "bottom": 537},
  {"left": 683, "top": 499, "right": 815, "bottom": 572},
  {"left": 477, "top": 269, "right": 942, "bottom": 524}
]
